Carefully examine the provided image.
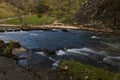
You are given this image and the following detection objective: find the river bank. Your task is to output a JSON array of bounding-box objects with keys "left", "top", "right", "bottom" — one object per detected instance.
[
  {"left": 0, "top": 24, "right": 120, "bottom": 34},
  {"left": 0, "top": 56, "right": 60, "bottom": 80},
  {"left": 0, "top": 56, "right": 120, "bottom": 80},
  {"left": 0, "top": 39, "right": 120, "bottom": 80},
  {"left": 0, "top": 24, "right": 120, "bottom": 80}
]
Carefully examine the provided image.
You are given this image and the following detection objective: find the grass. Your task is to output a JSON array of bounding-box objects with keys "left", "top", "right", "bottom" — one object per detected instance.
[
  {"left": 4, "top": 15, "right": 56, "bottom": 25},
  {"left": 59, "top": 17, "right": 74, "bottom": 25},
  {"left": 58, "top": 60, "right": 120, "bottom": 80}
]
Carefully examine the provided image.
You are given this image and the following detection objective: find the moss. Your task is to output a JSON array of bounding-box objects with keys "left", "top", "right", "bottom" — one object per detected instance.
[
  {"left": 1, "top": 40, "right": 21, "bottom": 57},
  {"left": 2, "top": 45, "right": 12, "bottom": 57},
  {"left": 7, "top": 40, "right": 21, "bottom": 48},
  {"left": 58, "top": 60, "right": 120, "bottom": 80}
]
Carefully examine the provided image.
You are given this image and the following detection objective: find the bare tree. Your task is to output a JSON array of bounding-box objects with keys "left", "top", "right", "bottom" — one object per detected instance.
[{"left": 10, "top": 0, "right": 32, "bottom": 25}]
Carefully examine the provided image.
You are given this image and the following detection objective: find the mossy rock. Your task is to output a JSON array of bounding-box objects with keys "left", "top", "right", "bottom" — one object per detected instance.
[
  {"left": 7, "top": 40, "right": 21, "bottom": 48},
  {"left": 1, "top": 40, "right": 21, "bottom": 57},
  {"left": 1, "top": 46, "right": 12, "bottom": 57}
]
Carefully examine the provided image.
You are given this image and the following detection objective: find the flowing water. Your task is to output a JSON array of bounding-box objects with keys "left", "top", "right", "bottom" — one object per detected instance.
[{"left": 0, "top": 29, "right": 120, "bottom": 71}]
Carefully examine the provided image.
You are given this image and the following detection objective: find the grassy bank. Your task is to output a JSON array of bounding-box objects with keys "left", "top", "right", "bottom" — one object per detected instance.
[
  {"left": 58, "top": 60, "right": 120, "bottom": 80},
  {"left": 3, "top": 15, "right": 56, "bottom": 25}
]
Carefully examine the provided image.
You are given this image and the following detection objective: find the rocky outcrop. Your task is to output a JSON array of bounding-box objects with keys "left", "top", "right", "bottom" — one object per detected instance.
[{"left": 74, "top": 0, "right": 120, "bottom": 27}]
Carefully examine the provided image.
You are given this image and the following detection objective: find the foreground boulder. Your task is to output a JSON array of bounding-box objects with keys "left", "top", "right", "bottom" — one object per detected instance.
[
  {"left": 12, "top": 48, "right": 27, "bottom": 60},
  {"left": 12, "top": 48, "right": 27, "bottom": 56}
]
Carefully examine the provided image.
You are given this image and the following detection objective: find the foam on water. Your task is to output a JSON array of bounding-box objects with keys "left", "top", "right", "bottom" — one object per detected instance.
[
  {"left": 103, "top": 56, "right": 120, "bottom": 66},
  {"left": 67, "top": 47, "right": 96, "bottom": 54},
  {"left": 56, "top": 47, "right": 107, "bottom": 57},
  {"left": 56, "top": 50, "right": 67, "bottom": 56},
  {"left": 52, "top": 61, "right": 60, "bottom": 68},
  {"left": 49, "top": 57, "right": 60, "bottom": 68},
  {"left": 67, "top": 48, "right": 89, "bottom": 56},
  {"left": 35, "top": 52, "right": 46, "bottom": 56},
  {"left": 77, "top": 47, "right": 95, "bottom": 53},
  {"left": 49, "top": 57, "right": 56, "bottom": 62},
  {"left": 91, "top": 36, "right": 100, "bottom": 39}
]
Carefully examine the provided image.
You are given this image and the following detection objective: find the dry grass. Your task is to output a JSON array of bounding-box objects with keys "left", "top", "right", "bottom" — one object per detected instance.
[{"left": 0, "top": 1, "right": 17, "bottom": 19}]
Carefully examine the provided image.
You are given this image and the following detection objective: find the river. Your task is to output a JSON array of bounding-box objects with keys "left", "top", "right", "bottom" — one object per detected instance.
[{"left": 0, "top": 29, "right": 120, "bottom": 71}]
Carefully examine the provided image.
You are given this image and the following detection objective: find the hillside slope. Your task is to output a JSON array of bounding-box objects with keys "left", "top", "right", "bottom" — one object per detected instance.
[
  {"left": 0, "top": 1, "right": 17, "bottom": 19},
  {"left": 74, "top": 0, "right": 120, "bottom": 27}
]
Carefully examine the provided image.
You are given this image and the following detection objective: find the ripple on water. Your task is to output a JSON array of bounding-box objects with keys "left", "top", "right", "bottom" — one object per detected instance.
[
  {"left": 56, "top": 50, "right": 67, "bottom": 56},
  {"left": 29, "top": 33, "right": 39, "bottom": 36}
]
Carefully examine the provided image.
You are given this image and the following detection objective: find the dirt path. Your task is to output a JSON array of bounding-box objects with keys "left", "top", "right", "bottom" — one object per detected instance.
[
  {"left": 0, "top": 16, "right": 30, "bottom": 22},
  {"left": 0, "top": 24, "right": 78, "bottom": 30},
  {"left": 0, "top": 23, "right": 119, "bottom": 34},
  {"left": 0, "top": 17, "right": 18, "bottom": 22}
]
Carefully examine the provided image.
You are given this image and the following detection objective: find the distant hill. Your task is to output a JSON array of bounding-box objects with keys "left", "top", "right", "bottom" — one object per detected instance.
[{"left": 0, "top": 1, "right": 17, "bottom": 19}]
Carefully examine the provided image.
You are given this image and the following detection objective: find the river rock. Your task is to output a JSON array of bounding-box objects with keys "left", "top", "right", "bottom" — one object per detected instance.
[
  {"left": 61, "top": 29, "right": 69, "bottom": 32},
  {"left": 12, "top": 48, "right": 27, "bottom": 56},
  {"left": 1, "top": 41, "right": 21, "bottom": 57}
]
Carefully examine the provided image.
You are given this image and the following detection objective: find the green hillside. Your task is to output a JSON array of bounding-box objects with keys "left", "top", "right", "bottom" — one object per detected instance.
[{"left": 0, "top": 1, "right": 17, "bottom": 19}]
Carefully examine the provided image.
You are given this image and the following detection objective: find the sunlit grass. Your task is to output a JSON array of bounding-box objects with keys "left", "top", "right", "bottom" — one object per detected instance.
[
  {"left": 4, "top": 15, "right": 56, "bottom": 25},
  {"left": 59, "top": 60, "right": 120, "bottom": 80}
]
